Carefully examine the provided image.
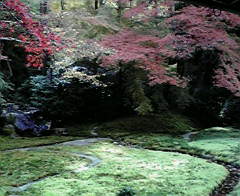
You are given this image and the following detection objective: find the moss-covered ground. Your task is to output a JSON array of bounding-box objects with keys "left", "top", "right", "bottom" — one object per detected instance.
[
  {"left": 0, "top": 136, "right": 81, "bottom": 151},
  {"left": 189, "top": 127, "right": 240, "bottom": 165},
  {"left": 0, "top": 125, "right": 239, "bottom": 196},
  {"left": 121, "top": 127, "right": 240, "bottom": 165},
  {"left": 0, "top": 148, "right": 88, "bottom": 196},
  {"left": 229, "top": 182, "right": 240, "bottom": 196},
  {"left": 16, "top": 141, "right": 227, "bottom": 196}
]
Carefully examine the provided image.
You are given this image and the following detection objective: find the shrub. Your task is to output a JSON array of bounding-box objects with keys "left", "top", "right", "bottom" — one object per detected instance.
[{"left": 0, "top": 73, "right": 12, "bottom": 104}]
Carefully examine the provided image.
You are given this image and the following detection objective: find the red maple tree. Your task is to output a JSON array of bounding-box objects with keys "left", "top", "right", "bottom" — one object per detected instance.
[
  {"left": 0, "top": 0, "right": 63, "bottom": 67},
  {"left": 101, "top": 29, "right": 183, "bottom": 86},
  {"left": 101, "top": 1, "right": 240, "bottom": 95},
  {"left": 167, "top": 5, "right": 240, "bottom": 95}
]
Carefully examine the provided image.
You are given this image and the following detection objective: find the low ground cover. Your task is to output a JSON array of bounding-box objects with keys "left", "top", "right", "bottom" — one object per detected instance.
[
  {"left": 0, "top": 136, "right": 80, "bottom": 151},
  {"left": 229, "top": 182, "right": 240, "bottom": 196},
  {"left": 17, "top": 141, "right": 228, "bottom": 196},
  {"left": 0, "top": 126, "right": 239, "bottom": 196},
  {"left": 122, "top": 127, "right": 240, "bottom": 165},
  {"left": 0, "top": 149, "right": 88, "bottom": 196}
]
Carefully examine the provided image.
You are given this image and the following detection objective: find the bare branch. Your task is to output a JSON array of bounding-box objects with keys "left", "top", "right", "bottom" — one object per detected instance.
[{"left": 0, "top": 37, "right": 24, "bottom": 43}]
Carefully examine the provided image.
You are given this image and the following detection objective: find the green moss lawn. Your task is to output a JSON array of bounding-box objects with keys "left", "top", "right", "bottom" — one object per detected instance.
[
  {"left": 122, "top": 127, "right": 240, "bottom": 165},
  {"left": 0, "top": 136, "right": 80, "bottom": 151},
  {"left": 189, "top": 127, "right": 240, "bottom": 164},
  {"left": 15, "top": 141, "right": 227, "bottom": 196},
  {"left": 0, "top": 149, "right": 88, "bottom": 196},
  {"left": 0, "top": 125, "right": 239, "bottom": 196},
  {"left": 229, "top": 182, "right": 240, "bottom": 196}
]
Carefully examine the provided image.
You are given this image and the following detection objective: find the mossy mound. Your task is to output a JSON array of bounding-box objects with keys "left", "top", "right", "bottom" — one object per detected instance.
[
  {"left": 19, "top": 142, "right": 228, "bottom": 196},
  {"left": 189, "top": 127, "right": 240, "bottom": 164},
  {"left": 98, "top": 113, "right": 196, "bottom": 136}
]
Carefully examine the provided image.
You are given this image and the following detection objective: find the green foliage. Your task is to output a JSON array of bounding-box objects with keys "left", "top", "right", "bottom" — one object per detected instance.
[
  {"left": 0, "top": 73, "right": 12, "bottom": 104},
  {"left": 27, "top": 75, "right": 60, "bottom": 107},
  {"left": 20, "top": 0, "right": 41, "bottom": 14},
  {"left": 50, "top": 0, "right": 87, "bottom": 12},
  {"left": 17, "top": 75, "right": 68, "bottom": 118},
  {"left": 122, "top": 65, "right": 153, "bottom": 116},
  {"left": 85, "top": 24, "right": 116, "bottom": 39},
  {"left": 18, "top": 75, "right": 54, "bottom": 105}
]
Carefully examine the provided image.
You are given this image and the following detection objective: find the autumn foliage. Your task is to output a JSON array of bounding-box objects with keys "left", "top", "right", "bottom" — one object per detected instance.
[
  {"left": 167, "top": 6, "right": 240, "bottom": 95},
  {"left": 101, "top": 1, "right": 240, "bottom": 95},
  {"left": 101, "top": 30, "right": 182, "bottom": 86},
  {"left": 0, "top": 0, "right": 62, "bottom": 67}
]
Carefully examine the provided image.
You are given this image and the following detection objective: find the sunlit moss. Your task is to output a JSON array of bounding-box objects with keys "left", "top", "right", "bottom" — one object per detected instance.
[
  {"left": 0, "top": 149, "right": 88, "bottom": 195},
  {"left": 19, "top": 142, "right": 228, "bottom": 196},
  {"left": 189, "top": 127, "right": 240, "bottom": 164}
]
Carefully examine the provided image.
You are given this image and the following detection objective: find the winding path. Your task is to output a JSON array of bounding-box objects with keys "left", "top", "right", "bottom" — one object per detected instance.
[
  {"left": 4, "top": 137, "right": 240, "bottom": 196},
  {"left": 7, "top": 138, "right": 110, "bottom": 195}
]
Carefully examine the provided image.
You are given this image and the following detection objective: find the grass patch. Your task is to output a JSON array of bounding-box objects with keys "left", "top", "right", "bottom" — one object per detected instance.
[
  {"left": 0, "top": 149, "right": 88, "bottom": 195},
  {"left": 0, "top": 136, "right": 81, "bottom": 151},
  {"left": 19, "top": 141, "right": 228, "bottom": 196},
  {"left": 122, "top": 133, "right": 192, "bottom": 151},
  {"left": 189, "top": 127, "right": 240, "bottom": 164},
  {"left": 121, "top": 127, "right": 240, "bottom": 164}
]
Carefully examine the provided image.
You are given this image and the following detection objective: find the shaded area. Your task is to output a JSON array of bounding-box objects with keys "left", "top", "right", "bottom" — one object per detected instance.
[{"left": 179, "top": 0, "right": 240, "bottom": 14}]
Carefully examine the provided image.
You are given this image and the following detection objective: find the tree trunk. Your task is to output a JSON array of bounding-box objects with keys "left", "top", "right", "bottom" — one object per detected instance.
[
  {"left": 61, "top": 0, "right": 65, "bottom": 10},
  {"left": 95, "top": 0, "right": 98, "bottom": 10}
]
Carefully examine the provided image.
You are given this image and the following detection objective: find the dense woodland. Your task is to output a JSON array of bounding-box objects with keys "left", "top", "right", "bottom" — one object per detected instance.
[{"left": 0, "top": 0, "right": 240, "bottom": 196}]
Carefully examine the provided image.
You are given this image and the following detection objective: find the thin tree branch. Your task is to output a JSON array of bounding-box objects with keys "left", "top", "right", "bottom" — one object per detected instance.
[{"left": 0, "top": 37, "right": 24, "bottom": 43}]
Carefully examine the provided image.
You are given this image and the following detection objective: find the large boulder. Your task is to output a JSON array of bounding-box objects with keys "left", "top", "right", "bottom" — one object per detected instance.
[{"left": 1, "top": 104, "right": 51, "bottom": 136}]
